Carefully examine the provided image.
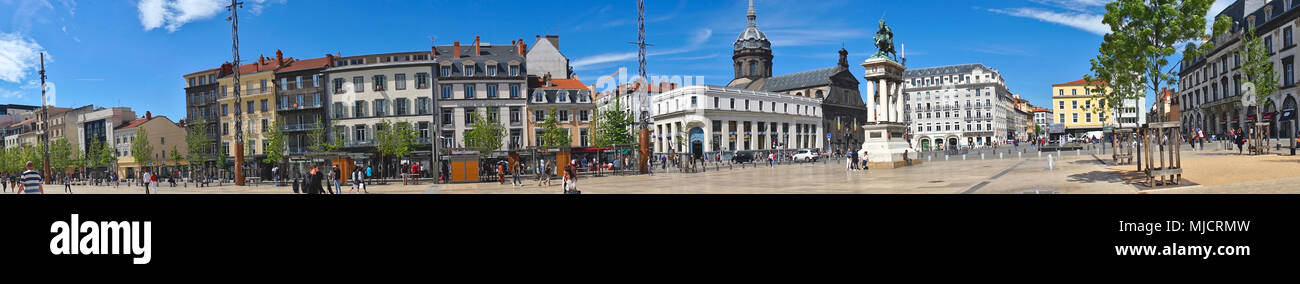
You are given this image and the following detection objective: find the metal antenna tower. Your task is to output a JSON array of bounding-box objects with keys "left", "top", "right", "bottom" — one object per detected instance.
[
  {"left": 226, "top": 0, "right": 246, "bottom": 186},
  {"left": 628, "top": 0, "right": 653, "bottom": 130},
  {"left": 40, "top": 53, "right": 50, "bottom": 179}
]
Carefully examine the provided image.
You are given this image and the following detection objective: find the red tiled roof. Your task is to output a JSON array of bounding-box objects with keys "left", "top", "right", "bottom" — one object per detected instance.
[
  {"left": 534, "top": 78, "right": 588, "bottom": 89},
  {"left": 114, "top": 115, "right": 167, "bottom": 130},
  {"left": 1052, "top": 78, "right": 1107, "bottom": 87},
  {"left": 277, "top": 56, "right": 332, "bottom": 73},
  {"left": 1032, "top": 107, "right": 1053, "bottom": 112}
]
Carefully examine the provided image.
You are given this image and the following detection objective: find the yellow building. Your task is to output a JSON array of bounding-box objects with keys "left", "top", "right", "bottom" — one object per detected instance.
[
  {"left": 1051, "top": 78, "right": 1113, "bottom": 135},
  {"left": 216, "top": 52, "right": 291, "bottom": 163}
]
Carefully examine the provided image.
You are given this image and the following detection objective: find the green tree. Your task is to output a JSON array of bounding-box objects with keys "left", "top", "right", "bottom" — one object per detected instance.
[
  {"left": 96, "top": 138, "right": 116, "bottom": 172},
  {"left": 375, "top": 119, "right": 418, "bottom": 178},
  {"left": 263, "top": 119, "right": 287, "bottom": 165},
  {"left": 186, "top": 117, "right": 212, "bottom": 174},
  {"left": 50, "top": 137, "right": 73, "bottom": 175},
  {"left": 1085, "top": 0, "right": 1231, "bottom": 124},
  {"left": 1239, "top": 25, "right": 1280, "bottom": 154},
  {"left": 131, "top": 129, "right": 154, "bottom": 171},
  {"left": 595, "top": 99, "right": 635, "bottom": 147},
  {"left": 170, "top": 146, "right": 184, "bottom": 169},
  {"left": 538, "top": 107, "right": 571, "bottom": 147},
  {"left": 463, "top": 111, "right": 506, "bottom": 155},
  {"left": 214, "top": 142, "right": 229, "bottom": 170},
  {"left": 306, "top": 118, "right": 340, "bottom": 153}
]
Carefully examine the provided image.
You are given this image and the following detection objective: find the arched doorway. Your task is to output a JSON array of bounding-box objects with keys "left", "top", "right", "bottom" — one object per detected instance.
[
  {"left": 689, "top": 127, "right": 705, "bottom": 160},
  {"left": 920, "top": 138, "right": 931, "bottom": 151},
  {"left": 948, "top": 137, "right": 958, "bottom": 148},
  {"left": 1284, "top": 96, "right": 1298, "bottom": 141}
]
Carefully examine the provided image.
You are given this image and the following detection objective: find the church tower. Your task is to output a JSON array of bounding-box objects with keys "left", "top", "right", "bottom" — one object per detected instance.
[{"left": 733, "top": 0, "right": 773, "bottom": 81}]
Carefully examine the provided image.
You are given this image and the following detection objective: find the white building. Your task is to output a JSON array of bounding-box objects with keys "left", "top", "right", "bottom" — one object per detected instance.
[
  {"left": 434, "top": 38, "right": 530, "bottom": 150},
  {"left": 526, "top": 35, "right": 569, "bottom": 79},
  {"left": 326, "top": 51, "right": 437, "bottom": 157},
  {"left": 651, "top": 85, "right": 823, "bottom": 154},
  {"left": 902, "top": 63, "right": 1019, "bottom": 151}
]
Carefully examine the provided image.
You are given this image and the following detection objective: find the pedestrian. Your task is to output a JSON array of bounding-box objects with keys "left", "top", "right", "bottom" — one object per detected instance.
[
  {"left": 356, "top": 168, "right": 368, "bottom": 194},
  {"left": 272, "top": 166, "right": 279, "bottom": 186},
  {"left": 331, "top": 165, "right": 341, "bottom": 194},
  {"left": 511, "top": 161, "right": 522, "bottom": 188},
  {"left": 350, "top": 168, "right": 358, "bottom": 193},
  {"left": 498, "top": 161, "right": 506, "bottom": 185},
  {"left": 1, "top": 172, "right": 7, "bottom": 193},
  {"left": 904, "top": 150, "right": 912, "bottom": 167},
  {"left": 64, "top": 175, "right": 72, "bottom": 194},
  {"left": 563, "top": 159, "right": 580, "bottom": 194},
  {"left": 861, "top": 150, "right": 870, "bottom": 171},
  {"left": 151, "top": 173, "right": 159, "bottom": 194},
  {"left": 769, "top": 151, "right": 776, "bottom": 168},
  {"left": 19, "top": 161, "right": 43, "bottom": 194},
  {"left": 845, "top": 151, "right": 853, "bottom": 171},
  {"left": 142, "top": 170, "right": 152, "bottom": 195},
  {"left": 292, "top": 175, "right": 301, "bottom": 194},
  {"left": 307, "top": 165, "right": 324, "bottom": 195}
]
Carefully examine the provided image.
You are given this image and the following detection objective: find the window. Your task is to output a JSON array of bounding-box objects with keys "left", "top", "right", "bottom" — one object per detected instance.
[
  {"left": 354, "top": 125, "right": 368, "bottom": 142},
  {"left": 510, "top": 107, "right": 522, "bottom": 124},
  {"left": 280, "top": 78, "right": 288, "bottom": 90},
  {"left": 487, "top": 84, "right": 499, "bottom": 98},
  {"left": 1071, "top": 101, "right": 1078, "bottom": 109},
  {"left": 373, "top": 75, "right": 387, "bottom": 91},
  {"left": 395, "top": 73, "right": 407, "bottom": 90},
  {"left": 373, "top": 99, "right": 387, "bottom": 117},
  {"left": 487, "top": 107, "right": 500, "bottom": 123},
  {"left": 1060, "top": 114, "right": 1066, "bottom": 123},
  {"left": 534, "top": 110, "right": 545, "bottom": 122},
  {"left": 279, "top": 96, "right": 288, "bottom": 110},
  {"left": 465, "top": 108, "right": 477, "bottom": 124},
  {"left": 441, "top": 84, "right": 453, "bottom": 99},
  {"left": 260, "top": 80, "right": 267, "bottom": 92},
  {"left": 416, "top": 98, "right": 430, "bottom": 115},
  {"left": 248, "top": 101, "right": 254, "bottom": 113},
  {"left": 312, "top": 93, "right": 321, "bottom": 107},
  {"left": 558, "top": 91, "right": 570, "bottom": 103},
  {"left": 580, "top": 128, "right": 589, "bottom": 147},
  {"left": 333, "top": 78, "right": 345, "bottom": 93},
  {"left": 222, "top": 104, "right": 229, "bottom": 116},
  {"left": 1266, "top": 35, "right": 1274, "bottom": 53},
  {"left": 510, "top": 84, "right": 521, "bottom": 98},
  {"left": 261, "top": 99, "right": 268, "bottom": 113},
  {"left": 333, "top": 103, "right": 345, "bottom": 118},
  {"left": 261, "top": 119, "right": 269, "bottom": 133},
  {"left": 441, "top": 108, "right": 453, "bottom": 125},
  {"left": 509, "top": 65, "right": 520, "bottom": 76},
  {"left": 354, "top": 101, "right": 367, "bottom": 117},
  {"left": 312, "top": 75, "right": 320, "bottom": 87},
  {"left": 440, "top": 66, "right": 451, "bottom": 77},
  {"left": 416, "top": 73, "right": 429, "bottom": 89},
  {"left": 714, "top": 97, "right": 720, "bottom": 108},
  {"left": 464, "top": 64, "right": 475, "bottom": 76},
  {"left": 579, "top": 110, "right": 590, "bottom": 122},
  {"left": 222, "top": 123, "right": 229, "bottom": 135},
  {"left": 353, "top": 76, "right": 364, "bottom": 93},
  {"left": 559, "top": 110, "right": 570, "bottom": 122},
  {"left": 488, "top": 65, "right": 497, "bottom": 77},
  {"left": 1287, "top": 59, "right": 1296, "bottom": 86},
  {"left": 730, "top": 98, "right": 735, "bottom": 109},
  {"left": 691, "top": 96, "right": 698, "bottom": 108},
  {"left": 395, "top": 98, "right": 409, "bottom": 116},
  {"left": 464, "top": 84, "right": 476, "bottom": 99},
  {"left": 533, "top": 91, "right": 547, "bottom": 103},
  {"left": 1072, "top": 113, "right": 1079, "bottom": 123},
  {"left": 1058, "top": 89, "right": 1064, "bottom": 96},
  {"left": 296, "top": 76, "right": 304, "bottom": 89}
]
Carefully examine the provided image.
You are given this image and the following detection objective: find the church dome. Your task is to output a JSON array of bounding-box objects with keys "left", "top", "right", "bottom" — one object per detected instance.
[{"left": 733, "top": 0, "right": 770, "bottom": 51}]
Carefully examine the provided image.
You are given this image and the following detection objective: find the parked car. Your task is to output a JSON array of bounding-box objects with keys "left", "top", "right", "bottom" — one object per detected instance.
[
  {"left": 793, "top": 149, "right": 818, "bottom": 162},
  {"left": 731, "top": 152, "right": 755, "bottom": 164}
]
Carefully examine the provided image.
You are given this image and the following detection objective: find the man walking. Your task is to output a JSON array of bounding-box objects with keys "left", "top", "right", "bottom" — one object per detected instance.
[
  {"left": 63, "top": 175, "right": 72, "bottom": 194},
  {"left": 272, "top": 166, "right": 280, "bottom": 186},
  {"left": 306, "top": 165, "right": 324, "bottom": 194},
  {"left": 142, "top": 170, "right": 152, "bottom": 195},
  {"left": 19, "top": 161, "right": 43, "bottom": 194},
  {"left": 331, "top": 165, "right": 341, "bottom": 194}
]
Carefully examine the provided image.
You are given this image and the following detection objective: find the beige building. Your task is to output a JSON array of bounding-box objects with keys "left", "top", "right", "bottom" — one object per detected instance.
[
  {"left": 113, "top": 112, "right": 187, "bottom": 178},
  {"left": 527, "top": 77, "right": 595, "bottom": 147},
  {"left": 217, "top": 51, "right": 291, "bottom": 164}
]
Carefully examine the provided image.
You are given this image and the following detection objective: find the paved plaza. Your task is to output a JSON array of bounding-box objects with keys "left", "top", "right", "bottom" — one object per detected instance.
[{"left": 11, "top": 144, "right": 1300, "bottom": 194}]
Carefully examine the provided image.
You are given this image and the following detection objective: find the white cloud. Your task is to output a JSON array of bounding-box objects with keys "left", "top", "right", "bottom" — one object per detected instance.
[
  {"left": 8, "top": 0, "right": 55, "bottom": 34},
  {"left": 0, "top": 32, "right": 46, "bottom": 84},
  {"left": 138, "top": 0, "right": 285, "bottom": 32},
  {"left": 989, "top": 7, "right": 1109, "bottom": 36},
  {"left": 571, "top": 29, "right": 713, "bottom": 70},
  {"left": 1029, "top": 0, "right": 1110, "bottom": 12}
]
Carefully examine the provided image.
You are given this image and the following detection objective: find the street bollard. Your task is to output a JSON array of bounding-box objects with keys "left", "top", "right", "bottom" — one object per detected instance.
[
  {"left": 981, "top": 153, "right": 985, "bottom": 160},
  {"left": 963, "top": 154, "right": 967, "bottom": 160},
  {"left": 999, "top": 152, "right": 1003, "bottom": 159},
  {"left": 1048, "top": 154, "right": 1054, "bottom": 171},
  {"left": 1038, "top": 151, "right": 1041, "bottom": 158},
  {"left": 946, "top": 155, "right": 949, "bottom": 161},
  {"left": 1018, "top": 152, "right": 1022, "bottom": 159},
  {"left": 1077, "top": 149, "right": 1080, "bottom": 156}
]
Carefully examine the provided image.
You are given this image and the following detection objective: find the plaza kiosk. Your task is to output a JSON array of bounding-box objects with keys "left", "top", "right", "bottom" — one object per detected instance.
[
  {"left": 1111, "top": 128, "right": 1135, "bottom": 165},
  {"left": 525, "top": 146, "right": 572, "bottom": 179},
  {"left": 446, "top": 149, "right": 483, "bottom": 183},
  {"left": 1139, "top": 122, "right": 1183, "bottom": 187}
]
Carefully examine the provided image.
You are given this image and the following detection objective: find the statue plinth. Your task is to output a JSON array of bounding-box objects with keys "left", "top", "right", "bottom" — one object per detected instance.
[
  {"left": 861, "top": 57, "right": 904, "bottom": 81},
  {"left": 858, "top": 122, "right": 920, "bottom": 169}
]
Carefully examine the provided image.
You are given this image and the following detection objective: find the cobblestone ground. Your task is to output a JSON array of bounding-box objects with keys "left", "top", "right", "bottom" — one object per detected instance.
[{"left": 14, "top": 144, "right": 1300, "bottom": 194}]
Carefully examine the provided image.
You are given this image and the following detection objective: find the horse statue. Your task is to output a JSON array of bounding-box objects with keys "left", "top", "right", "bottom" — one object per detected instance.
[{"left": 872, "top": 19, "right": 898, "bottom": 61}]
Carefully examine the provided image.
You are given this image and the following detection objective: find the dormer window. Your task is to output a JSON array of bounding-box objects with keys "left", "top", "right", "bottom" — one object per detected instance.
[
  {"left": 533, "top": 91, "right": 547, "bottom": 103},
  {"left": 557, "top": 91, "right": 570, "bottom": 103},
  {"left": 488, "top": 65, "right": 498, "bottom": 77},
  {"left": 510, "top": 65, "right": 520, "bottom": 76},
  {"left": 577, "top": 91, "right": 590, "bottom": 103},
  {"left": 440, "top": 66, "right": 452, "bottom": 77},
  {"left": 464, "top": 65, "right": 475, "bottom": 76}
]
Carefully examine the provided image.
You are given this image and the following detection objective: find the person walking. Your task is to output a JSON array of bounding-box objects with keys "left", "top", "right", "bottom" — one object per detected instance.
[
  {"left": 1235, "top": 127, "right": 1246, "bottom": 154},
  {"left": 272, "top": 166, "right": 279, "bottom": 186},
  {"left": 19, "top": 161, "right": 43, "bottom": 194},
  {"left": 330, "top": 165, "right": 341, "bottom": 194},
  {"left": 563, "top": 160, "right": 579, "bottom": 194},
  {"left": 511, "top": 161, "right": 522, "bottom": 188},
  {"left": 1, "top": 172, "right": 7, "bottom": 193},
  {"left": 142, "top": 170, "right": 152, "bottom": 195},
  {"left": 497, "top": 161, "right": 506, "bottom": 185},
  {"left": 768, "top": 151, "right": 776, "bottom": 168},
  {"left": 306, "top": 165, "right": 324, "bottom": 194},
  {"left": 63, "top": 175, "right": 72, "bottom": 194}
]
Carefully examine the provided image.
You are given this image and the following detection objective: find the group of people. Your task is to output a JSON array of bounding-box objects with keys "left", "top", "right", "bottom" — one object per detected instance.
[
  {"left": 845, "top": 150, "right": 869, "bottom": 171},
  {"left": 288, "top": 164, "right": 372, "bottom": 194},
  {"left": 4, "top": 161, "right": 47, "bottom": 194}
]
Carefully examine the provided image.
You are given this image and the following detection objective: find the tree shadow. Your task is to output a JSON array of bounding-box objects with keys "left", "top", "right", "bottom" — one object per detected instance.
[{"left": 1066, "top": 170, "right": 1121, "bottom": 184}]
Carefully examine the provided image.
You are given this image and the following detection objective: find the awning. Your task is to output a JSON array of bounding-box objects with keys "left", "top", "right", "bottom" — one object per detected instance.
[{"left": 1283, "top": 109, "right": 1296, "bottom": 121}]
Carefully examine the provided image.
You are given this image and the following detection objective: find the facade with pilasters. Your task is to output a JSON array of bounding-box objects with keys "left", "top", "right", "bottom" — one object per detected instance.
[{"left": 651, "top": 85, "right": 823, "bottom": 155}]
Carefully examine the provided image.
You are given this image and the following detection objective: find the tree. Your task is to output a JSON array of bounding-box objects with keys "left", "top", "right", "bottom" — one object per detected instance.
[
  {"left": 538, "top": 107, "right": 571, "bottom": 147},
  {"left": 1085, "top": 0, "right": 1231, "bottom": 124},
  {"left": 170, "top": 146, "right": 184, "bottom": 170},
  {"left": 214, "top": 142, "right": 229, "bottom": 170},
  {"left": 375, "top": 119, "right": 418, "bottom": 178},
  {"left": 263, "top": 119, "right": 287, "bottom": 165},
  {"left": 1239, "top": 25, "right": 1279, "bottom": 154},
  {"left": 306, "top": 118, "right": 341, "bottom": 153},
  {"left": 186, "top": 117, "right": 212, "bottom": 175},
  {"left": 95, "top": 138, "right": 116, "bottom": 173},
  {"left": 49, "top": 137, "right": 73, "bottom": 176},
  {"left": 463, "top": 111, "right": 506, "bottom": 155},
  {"left": 131, "top": 129, "right": 154, "bottom": 171},
  {"left": 595, "top": 99, "right": 636, "bottom": 147}
]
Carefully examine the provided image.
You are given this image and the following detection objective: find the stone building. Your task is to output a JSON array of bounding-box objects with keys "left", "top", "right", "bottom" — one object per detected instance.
[{"left": 902, "top": 63, "right": 1018, "bottom": 151}]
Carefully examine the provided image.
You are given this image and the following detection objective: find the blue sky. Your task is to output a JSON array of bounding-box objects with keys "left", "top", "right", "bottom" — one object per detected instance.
[{"left": 0, "top": 0, "right": 1233, "bottom": 119}]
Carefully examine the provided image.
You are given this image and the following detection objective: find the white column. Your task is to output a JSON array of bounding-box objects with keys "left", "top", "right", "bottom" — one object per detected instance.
[
  {"left": 750, "top": 121, "right": 759, "bottom": 151},
  {"left": 815, "top": 122, "right": 824, "bottom": 149},
  {"left": 895, "top": 81, "right": 904, "bottom": 124},
  {"left": 721, "top": 120, "right": 730, "bottom": 152},
  {"left": 879, "top": 79, "right": 890, "bottom": 122},
  {"left": 704, "top": 120, "right": 713, "bottom": 153},
  {"left": 865, "top": 81, "right": 876, "bottom": 123}
]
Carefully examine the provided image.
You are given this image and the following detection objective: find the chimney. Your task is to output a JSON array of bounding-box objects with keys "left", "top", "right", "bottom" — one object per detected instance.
[
  {"left": 326, "top": 54, "right": 335, "bottom": 66},
  {"left": 518, "top": 39, "right": 527, "bottom": 57},
  {"left": 544, "top": 72, "right": 553, "bottom": 87},
  {"left": 453, "top": 41, "right": 461, "bottom": 58},
  {"left": 838, "top": 48, "right": 849, "bottom": 68},
  {"left": 545, "top": 35, "right": 559, "bottom": 50},
  {"left": 145, "top": 111, "right": 152, "bottom": 120},
  {"left": 276, "top": 49, "right": 284, "bottom": 65},
  {"left": 474, "top": 36, "right": 481, "bottom": 56}
]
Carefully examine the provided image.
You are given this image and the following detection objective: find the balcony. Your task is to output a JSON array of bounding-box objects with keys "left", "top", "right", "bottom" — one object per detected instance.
[
  {"left": 277, "top": 102, "right": 323, "bottom": 111},
  {"left": 417, "top": 137, "right": 432, "bottom": 145},
  {"left": 282, "top": 123, "right": 323, "bottom": 132},
  {"left": 345, "top": 140, "right": 374, "bottom": 147}
]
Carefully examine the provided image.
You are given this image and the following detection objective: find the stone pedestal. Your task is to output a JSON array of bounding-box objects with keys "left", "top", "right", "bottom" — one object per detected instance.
[{"left": 858, "top": 122, "right": 920, "bottom": 169}]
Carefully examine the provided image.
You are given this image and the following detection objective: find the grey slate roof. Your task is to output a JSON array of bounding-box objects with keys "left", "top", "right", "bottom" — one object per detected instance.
[
  {"left": 903, "top": 63, "right": 996, "bottom": 78},
  {"left": 759, "top": 67, "right": 840, "bottom": 92}
]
